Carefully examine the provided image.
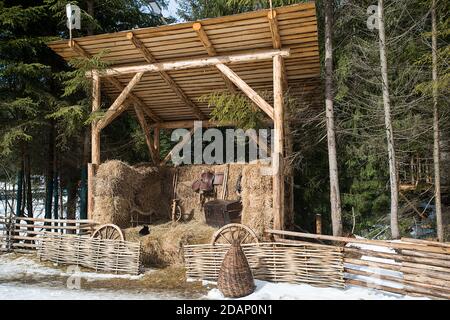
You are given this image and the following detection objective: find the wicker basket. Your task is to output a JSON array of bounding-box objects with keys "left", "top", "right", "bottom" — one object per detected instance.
[{"left": 217, "top": 241, "right": 255, "bottom": 298}]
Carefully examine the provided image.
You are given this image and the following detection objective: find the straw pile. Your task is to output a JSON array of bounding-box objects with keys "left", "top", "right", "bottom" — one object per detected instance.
[
  {"left": 240, "top": 163, "right": 273, "bottom": 238},
  {"left": 123, "top": 221, "right": 216, "bottom": 267},
  {"left": 92, "top": 161, "right": 168, "bottom": 228}
]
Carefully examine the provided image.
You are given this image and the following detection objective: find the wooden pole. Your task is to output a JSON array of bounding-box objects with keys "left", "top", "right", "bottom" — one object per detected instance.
[
  {"left": 88, "top": 71, "right": 101, "bottom": 219},
  {"left": 216, "top": 63, "right": 274, "bottom": 120},
  {"left": 94, "top": 48, "right": 290, "bottom": 77},
  {"left": 134, "top": 104, "right": 158, "bottom": 165},
  {"left": 96, "top": 72, "right": 144, "bottom": 130},
  {"left": 273, "top": 55, "right": 285, "bottom": 231},
  {"left": 154, "top": 127, "right": 160, "bottom": 166},
  {"left": 316, "top": 214, "right": 322, "bottom": 234},
  {"left": 91, "top": 71, "right": 101, "bottom": 164}
]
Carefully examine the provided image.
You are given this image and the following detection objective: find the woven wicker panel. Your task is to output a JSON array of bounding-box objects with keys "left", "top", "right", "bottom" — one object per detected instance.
[
  {"left": 184, "top": 242, "right": 345, "bottom": 289},
  {"left": 38, "top": 233, "right": 141, "bottom": 275}
]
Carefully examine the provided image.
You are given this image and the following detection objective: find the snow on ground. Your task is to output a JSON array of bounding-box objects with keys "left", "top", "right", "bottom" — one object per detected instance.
[
  {"left": 206, "top": 280, "right": 427, "bottom": 300},
  {"left": 0, "top": 254, "right": 180, "bottom": 300},
  {"left": 0, "top": 253, "right": 428, "bottom": 300},
  {"left": 0, "top": 282, "right": 181, "bottom": 300},
  {"left": 0, "top": 253, "right": 144, "bottom": 281}
]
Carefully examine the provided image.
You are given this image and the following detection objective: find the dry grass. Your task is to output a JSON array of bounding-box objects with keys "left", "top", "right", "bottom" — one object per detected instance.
[
  {"left": 83, "top": 265, "right": 209, "bottom": 295},
  {"left": 241, "top": 163, "right": 273, "bottom": 238},
  {"left": 124, "top": 220, "right": 217, "bottom": 267}
]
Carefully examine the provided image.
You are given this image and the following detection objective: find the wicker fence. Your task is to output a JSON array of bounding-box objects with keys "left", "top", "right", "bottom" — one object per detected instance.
[
  {"left": 184, "top": 242, "right": 345, "bottom": 289},
  {"left": 38, "top": 233, "right": 141, "bottom": 275},
  {"left": 0, "top": 216, "right": 96, "bottom": 253},
  {"left": 185, "top": 232, "right": 450, "bottom": 299},
  {"left": 268, "top": 230, "right": 450, "bottom": 300}
]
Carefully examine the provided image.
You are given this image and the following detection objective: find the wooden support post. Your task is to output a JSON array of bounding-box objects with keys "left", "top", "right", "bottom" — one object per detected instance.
[
  {"left": 273, "top": 55, "right": 285, "bottom": 231},
  {"left": 267, "top": 10, "right": 289, "bottom": 89},
  {"left": 91, "top": 71, "right": 101, "bottom": 165},
  {"left": 68, "top": 39, "right": 161, "bottom": 123},
  {"left": 97, "top": 72, "right": 144, "bottom": 130},
  {"left": 89, "top": 71, "right": 101, "bottom": 218},
  {"left": 127, "top": 32, "right": 205, "bottom": 120},
  {"left": 316, "top": 214, "right": 322, "bottom": 234},
  {"left": 107, "top": 77, "right": 161, "bottom": 122},
  {"left": 193, "top": 22, "right": 237, "bottom": 93},
  {"left": 216, "top": 63, "right": 274, "bottom": 120},
  {"left": 134, "top": 104, "right": 158, "bottom": 165},
  {"left": 87, "top": 163, "right": 97, "bottom": 220},
  {"left": 154, "top": 127, "right": 160, "bottom": 166}
]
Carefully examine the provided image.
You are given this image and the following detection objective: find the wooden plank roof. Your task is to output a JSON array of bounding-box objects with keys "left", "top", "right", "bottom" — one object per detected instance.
[{"left": 48, "top": 2, "right": 321, "bottom": 123}]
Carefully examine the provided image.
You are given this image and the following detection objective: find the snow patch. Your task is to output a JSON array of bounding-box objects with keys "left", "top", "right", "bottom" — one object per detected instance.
[{"left": 206, "top": 280, "right": 426, "bottom": 300}]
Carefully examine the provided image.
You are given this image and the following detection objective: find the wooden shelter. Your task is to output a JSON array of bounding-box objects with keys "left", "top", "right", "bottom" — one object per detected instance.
[{"left": 48, "top": 2, "right": 321, "bottom": 231}]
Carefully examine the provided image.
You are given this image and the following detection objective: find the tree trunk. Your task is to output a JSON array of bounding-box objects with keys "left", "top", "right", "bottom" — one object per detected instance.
[
  {"left": 53, "top": 153, "right": 59, "bottom": 220},
  {"left": 324, "top": 0, "right": 343, "bottom": 236},
  {"left": 431, "top": 0, "right": 444, "bottom": 242},
  {"left": 80, "top": 0, "right": 95, "bottom": 220},
  {"left": 15, "top": 160, "right": 23, "bottom": 217},
  {"left": 66, "top": 180, "right": 78, "bottom": 234},
  {"left": 87, "top": 0, "right": 95, "bottom": 36},
  {"left": 378, "top": 0, "right": 399, "bottom": 239},
  {"left": 45, "top": 121, "right": 54, "bottom": 220},
  {"left": 24, "top": 152, "right": 33, "bottom": 219}
]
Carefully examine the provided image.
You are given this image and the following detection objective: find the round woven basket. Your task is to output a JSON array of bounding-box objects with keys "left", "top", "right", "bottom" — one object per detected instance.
[{"left": 217, "top": 241, "right": 255, "bottom": 298}]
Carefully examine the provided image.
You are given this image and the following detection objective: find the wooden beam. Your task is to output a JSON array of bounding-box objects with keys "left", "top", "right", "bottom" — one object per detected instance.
[
  {"left": 127, "top": 32, "right": 205, "bottom": 120},
  {"left": 134, "top": 104, "right": 158, "bottom": 165},
  {"left": 267, "top": 10, "right": 288, "bottom": 90},
  {"left": 273, "top": 55, "right": 285, "bottom": 231},
  {"left": 126, "top": 32, "right": 157, "bottom": 63},
  {"left": 68, "top": 40, "right": 162, "bottom": 124},
  {"left": 154, "top": 127, "right": 160, "bottom": 166},
  {"left": 68, "top": 40, "right": 90, "bottom": 58},
  {"left": 193, "top": 23, "right": 217, "bottom": 56},
  {"left": 107, "top": 77, "right": 161, "bottom": 122},
  {"left": 193, "top": 22, "right": 237, "bottom": 93},
  {"left": 216, "top": 63, "right": 274, "bottom": 120},
  {"left": 157, "top": 71, "right": 205, "bottom": 120},
  {"left": 95, "top": 48, "right": 290, "bottom": 77},
  {"left": 162, "top": 128, "right": 196, "bottom": 166},
  {"left": 267, "top": 11, "right": 282, "bottom": 49},
  {"left": 97, "top": 72, "right": 144, "bottom": 130},
  {"left": 268, "top": 10, "right": 290, "bottom": 227},
  {"left": 91, "top": 71, "right": 101, "bottom": 164},
  {"left": 89, "top": 71, "right": 101, "bottom": 219},
  {"left": 87, "top": 163, "right": 97, "bottom": 220},
  {"left": 151, "top": 120, "right": 235, "bottom": 129}
]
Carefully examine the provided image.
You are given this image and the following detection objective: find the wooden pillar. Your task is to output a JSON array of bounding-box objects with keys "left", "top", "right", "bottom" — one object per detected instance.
[
  {"left": 88, "top": 71, "right": 101, "bottom": 219},
  {"left": 316, "top": 214, "right": 322, "bottom": 234},
  {"left": 154, "top": 127, "right": 160, "bottom": 166},
  {"left": 273, "top": 55, "right": 285, "bottom": 231}
]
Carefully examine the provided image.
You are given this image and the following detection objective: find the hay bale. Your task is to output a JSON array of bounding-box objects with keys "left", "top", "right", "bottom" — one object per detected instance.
[
  {"left": 92, "top": 196, "right": 131, "bottom": 229},
  {"left": 240, "top": 164, "right": 273, "bottom": 238},
  {"left": 135, "top": 167, "right": 171, "bottom": 219},
  {"left": 95, "top": 160, "right": 142, "bottom": 199},
  {"left": 123, "top": 221, "right": 216, "bottom": 267},
  {"left": 93, "top": 161, "right": 167, "bottom": 227}
]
